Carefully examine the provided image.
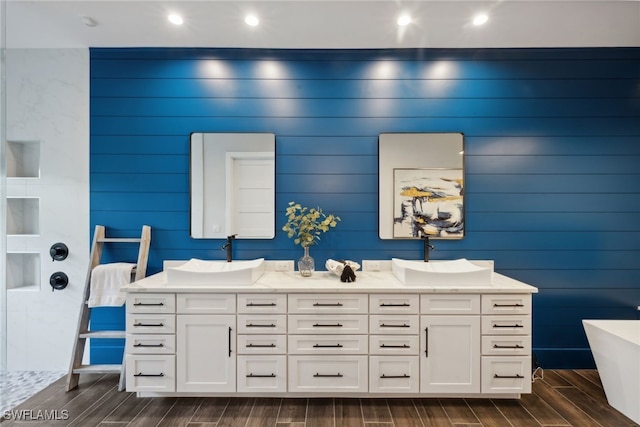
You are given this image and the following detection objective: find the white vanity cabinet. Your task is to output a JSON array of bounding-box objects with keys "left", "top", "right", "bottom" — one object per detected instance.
[
  {"left": 175, "top": 294, "right": 236, "bottom": 392},
  {"left": 420, "top": 295, "right": 481, "bottom": 394}
]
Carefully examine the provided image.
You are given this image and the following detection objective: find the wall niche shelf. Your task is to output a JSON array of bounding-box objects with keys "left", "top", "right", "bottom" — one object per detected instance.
[
  {"left": 6, "top": 140, "right": 41, "bottom": 178},
  {"left": 7, "top": 252, "right": 41, "bottom": 290},
  {"left": 7, "top": 197, "right": 40, "bottom": 236}
]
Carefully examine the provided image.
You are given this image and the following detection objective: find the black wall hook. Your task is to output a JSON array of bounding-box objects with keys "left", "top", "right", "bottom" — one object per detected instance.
[
  {"left": 50, "top": 271, "right": 69, "bottom": 291},
  {"left": 50, "top": 242, "right": 69, "bottom": 261}
]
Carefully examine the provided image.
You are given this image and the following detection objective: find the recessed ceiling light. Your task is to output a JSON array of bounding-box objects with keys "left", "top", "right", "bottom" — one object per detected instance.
[
  {"left": 473, "top": 13, "right": 489, "bottom": 26},
  {"left": 168, "top": 13, "right": 184, "bottom": 26},
  {"left": 397, "top": 15, "right": 411, "bottom": 27},
  {"left": 245, "top": 15, "right": 259, "bottom": 27}
]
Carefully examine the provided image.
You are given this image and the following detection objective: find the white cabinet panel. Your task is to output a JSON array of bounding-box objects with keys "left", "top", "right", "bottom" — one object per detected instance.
[
  {"left": 127, "top": 294, "right": 176, "bottom": 314},
  {"left": 288, "top": 315, "right": 368, "bottom": 334},
  {"left": 288, "top": 356, "right": 368, "bottom": 393},
  {"left": 237, "top": 356, "right": 287, "bottom": 393},
  {"left": 370, "top": 336, "right": 419, "bottom": 356},
  {"left": 237, "top": 314, "right": 287, "bottom": 334},
  {"left": 482, "top": 295, "right": 531, "bottom": 315},
  {"left": 288, "top": 294, "right": 368, "bottom": 314},
  {"left": 482, "top": 316, "right": 531, "bottom": 335},
  {"left": 369, "top": 356, "right": 419, "bottom": 393},
  {"left": 420, "top": 315, "right": 481, "bottom": 394},
  {"left": 481, "top": 356, "right": 532, "bottom": 394},
  {"left": 125, "top": 355, "right": 175, "bottom": 392},
  {"left": 370, "top": 294, "right": 419, "bottom": 314},
  {"left": 288, "top": 335, "right": 368, "bottom": 355},
  {"left": 177, "top": 294, "right": 235, "bottom": 314},
  {"left": 238, "top": 334, "right": 287, "bottom": 355},
  {"left": 126, "top": 313, "right": 175, "bottom": 334},
  {"left": 482, "top": 336, "right": 531, "bottom": 356},
  {"left": 176, "top": 314, "right": 236, "bottom": 392},
  {"left": 237, "top": 294, "right": 287, "bottom": 313},
  {"left": 126, "top": 334, "right": 175, "bottom": 354},
  {"left": 421, "top": 295, "right": 480, "bottom": 315},
  {"left": 369, "top": 315, "right": 419, "bottom": 335}
]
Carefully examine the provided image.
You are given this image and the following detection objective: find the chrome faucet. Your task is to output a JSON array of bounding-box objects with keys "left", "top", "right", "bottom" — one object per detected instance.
[
  {"left": 221, "top": 234, "right": 237, "bottom": 262},
  {"left": 420, "top": 232, "right": 435, "bottom": 262}
]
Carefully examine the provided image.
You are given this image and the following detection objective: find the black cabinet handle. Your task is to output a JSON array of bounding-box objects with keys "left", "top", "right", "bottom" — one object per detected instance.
[
  {"left": 133, "top": 322, "right": 164, "bottom": 327},
  {"left": 228, "top": 327, "right": 232, "bottom": 357},
  {"left": 313, "top": 323, "right": 343, "bottom": 327},
  {"left": 425, "top": 327, "right": 429, "bottom": 357},
  {"left": 246, "top": 343, "right": 276, "bottom": 348},
  {"left": 133, "top": 302, "right": 164, "bottom": 306},
  {"left": 314, "top": 373, "right": 343, "bottom": 378},
  {"left": 133, "top": 372, "right": 164, "bottom": 377},
  {"left": 313, "top": 344, "right": 343, "bottom": 348},
  {"left": 493, "top": 303, "right": 524, "bottom": 307},
  {"left": 380, "top": 374, "right": 410, "bottom": 379},
  {"left": 246, "top": 303, "right": 277, "bottom": 307},
  {"left": 494, "top": 374, "right": 525, "bottom": 379},
  {"left": 381, "top": 344, "right": 410, "bottom": 349},
  {"left": 313, "top": 302, "right": 343, "bottom": 307},
  {"left": 380, "top": 303, "right": 410, "bottom": 307},
  {"left": 380, "top": 323, "right": 410, "bottom": 328},
  {"left": 493, "top": 324, "right": 524, "bottom": 328},
  {"left": 246, "top": 323, "right": 276, "bottom": 328},
  {"left": 133, "top": 343, "right": 164, "bottom": 348},
  {"left": 493, "top": 344, "right": 524, "bottom": 349},
  {"left": 246, "top": 373, "right": 276, "bottom": 378}
]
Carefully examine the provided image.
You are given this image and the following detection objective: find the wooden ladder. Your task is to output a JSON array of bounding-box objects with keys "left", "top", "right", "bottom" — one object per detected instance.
[{"left": 66, "top": 225, "right": 151, "bottom": 391}]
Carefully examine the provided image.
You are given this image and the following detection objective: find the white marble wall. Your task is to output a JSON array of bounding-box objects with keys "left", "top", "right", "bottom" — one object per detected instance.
[{"left": 4, "top": 49, "right": 89, "bottom": 370}]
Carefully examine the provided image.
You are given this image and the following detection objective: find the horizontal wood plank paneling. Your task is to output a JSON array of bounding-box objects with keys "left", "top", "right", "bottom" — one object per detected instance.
[{"left": 90, "top": 47, "right": 640, "bottom": 367}]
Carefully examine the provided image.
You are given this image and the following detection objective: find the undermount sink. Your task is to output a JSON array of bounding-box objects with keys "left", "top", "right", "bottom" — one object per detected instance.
[
  {"left": 165, "top": 258, "right": 265, "bottom": 286},
  {"left": 391, "top": 258, "right": 492, "bottom": 286}
]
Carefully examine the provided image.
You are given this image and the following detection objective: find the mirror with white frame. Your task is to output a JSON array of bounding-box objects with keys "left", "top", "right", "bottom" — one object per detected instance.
[
  {"left": 379, "top": 132, "right": 464, "bottom": 240},
  {"left": 190, "top": 132, "right": 275, "bottom": 239}
]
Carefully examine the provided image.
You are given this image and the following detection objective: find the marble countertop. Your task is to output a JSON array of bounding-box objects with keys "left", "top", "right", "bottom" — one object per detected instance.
[{"left": 122, "top": 269, "right": 538, "bottom": 294}]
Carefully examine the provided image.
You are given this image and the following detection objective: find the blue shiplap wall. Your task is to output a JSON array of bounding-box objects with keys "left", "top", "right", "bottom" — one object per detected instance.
[{"left": 90, "top": 48, "right": 640, "bottom": 368}]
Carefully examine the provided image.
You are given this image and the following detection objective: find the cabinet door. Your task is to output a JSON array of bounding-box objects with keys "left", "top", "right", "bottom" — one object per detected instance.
[
  {"left": 176, "top": 314, "right": 236, "bottom": 392},
  {"left": 420, "top": 315, "right": 480, "bottom": 394}
]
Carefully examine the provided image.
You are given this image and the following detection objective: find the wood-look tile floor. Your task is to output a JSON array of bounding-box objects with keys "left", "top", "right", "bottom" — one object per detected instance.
[{"left": 1, "top": 370, "right": 638, "bottom": 426}]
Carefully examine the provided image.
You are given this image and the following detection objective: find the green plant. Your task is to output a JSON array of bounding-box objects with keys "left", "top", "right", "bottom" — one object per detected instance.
[{"left": 282, "top": 201, "right": 340, "bottom": 247}]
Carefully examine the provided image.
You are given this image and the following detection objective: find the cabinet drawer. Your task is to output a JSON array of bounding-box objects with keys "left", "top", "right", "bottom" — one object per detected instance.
[
  {"left": 482, "top": 336, "right": 531, "bottom": 356},
  {"left": 127, "top": 313, "right": 175, "bottom": 334},
  {"left": 370, "top": 294, "right": 419, "bottom": 314},
  {"left": 237, "top": 314, "right": 287, "bottom": 334},
  {"left": 237, "top": 294, "right": 286, "bottom": 314},
  {"left": 369, "top": 356, "right": 419, "bottom": 393},
  {"left": 482, "top": 295, "right": 531, "bottom": 315},
  {"left": 288, "top": 294, "right": 368, "bottom": 314},
  {"left": 127, "top": 294, "right": 175, "bottom": 314},
  {"left": 237, "top": 355, "right": 287, "bottom": 393},
  {"left": 288, "top": 315, "right": 368, "bottom": 334},
  {"left": 238, "top": 335, "right": 287, "bottom": 355},
  {"left": 125, "top": 355, "right": 175, "bottom": 392},
  {"left": 481, "top": 356, "right": 532, "bottom": 394},
  {"left": 126, "top": 334, "right": 175, "bottom": 354},
  {"left": 288, "top": 356, "right": 368, "bottom": 393},
  {"left": 482, "top": 316, "right": 531, "bottom": 335},
  {"left": 421, "top": 294, "right": 480, "bottom": 314},
  {"left": 176, "top": 294, "right": 235, "bottom": 314},
  {"left": 370, "top": 315, "right": 419, "bottom": 335},
  {"left": 370, "top": 336, "right": 419, "bottom": 356},
  {"left": 288, "top": 335, "right": 368, "bottom": 355}
]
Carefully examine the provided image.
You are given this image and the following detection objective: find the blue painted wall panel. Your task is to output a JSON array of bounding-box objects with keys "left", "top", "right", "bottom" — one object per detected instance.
[{"left": 90, "top": 47, "right": 640, "bottom": 367}]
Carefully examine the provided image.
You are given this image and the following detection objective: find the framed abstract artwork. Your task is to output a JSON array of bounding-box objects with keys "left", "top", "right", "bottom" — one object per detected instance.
[{"left": 393, "top": 168, "right": 464, "bottom": 239}]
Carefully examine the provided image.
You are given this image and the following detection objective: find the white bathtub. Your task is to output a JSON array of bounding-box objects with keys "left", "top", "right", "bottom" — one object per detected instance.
[{"left": 582, "top": 320, "right": 640, "bottom": 425}]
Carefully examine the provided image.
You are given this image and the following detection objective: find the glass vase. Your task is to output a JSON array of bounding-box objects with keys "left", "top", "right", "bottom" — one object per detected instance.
[{"left": 298, "top": 246, "right": 315, "bottom": 277}]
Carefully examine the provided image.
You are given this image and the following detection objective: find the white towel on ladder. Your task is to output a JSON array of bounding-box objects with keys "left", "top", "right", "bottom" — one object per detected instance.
[{"left": 88, "top": 262, "right": 136, "bottom": 308}]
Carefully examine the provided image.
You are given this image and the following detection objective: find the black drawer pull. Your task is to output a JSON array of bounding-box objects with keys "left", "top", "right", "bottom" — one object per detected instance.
[
  {"left": 133, "top": 372, "right": 164, "bottom": 377},
  {"left": 133, "top": 343, "right": 164, "bottom": 348},
  {"left": 246, "top": 303, "right": 277, "bottom": 307},
  {"left": 313, "top": 323, "right": 343, "bottom": 327},
  {"left": 494, "top": 344, "right": 524, "bottom": 349},
  {"left": 314, "top": 373, "right": 343, "bottom": 378},
  {"left": 380, "top": 374, "right": 410, "bottom": 379},
  {"left": 133, "top": 302, "right": 164, "bottom": 306},
  {"left": 246, "top": 323, "right": 276, "bottom": 328},
  {"left": 133, "top": 322, "right": 164, "bottom": 327},
  {"left": 380, "top": 323, "right": 410, "bottom": 328},
  {"left": 494, "top": 374, "right": 525, "bottom": 379},
  {"left": 493, "top": 303, "right": 524, "bottom": 307},
  {"left": 380, "top": 303, "right": 410, "bottom": 307},
  {"left": 313, "top": 343, "right": 344, "bottom": 348},
  {"left": 493, "top": 324, "right": 524, "bottom": 328},
  {"left": 246, "top": 343, "right": 276, "bottom": 348},
  {"left": 246, "top": 373, "right": 276, "bottom": 378},
  {"left": 313, "top": 302, "right": 343, "bottom": 307},
  {"left": 380, "top": 344, "right": 410, "bottom": 349}
]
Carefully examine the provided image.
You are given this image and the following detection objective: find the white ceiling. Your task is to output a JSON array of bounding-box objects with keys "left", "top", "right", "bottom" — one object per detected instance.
[{"left": 6, "top": 0, "right": 640, "bottom": 49}]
